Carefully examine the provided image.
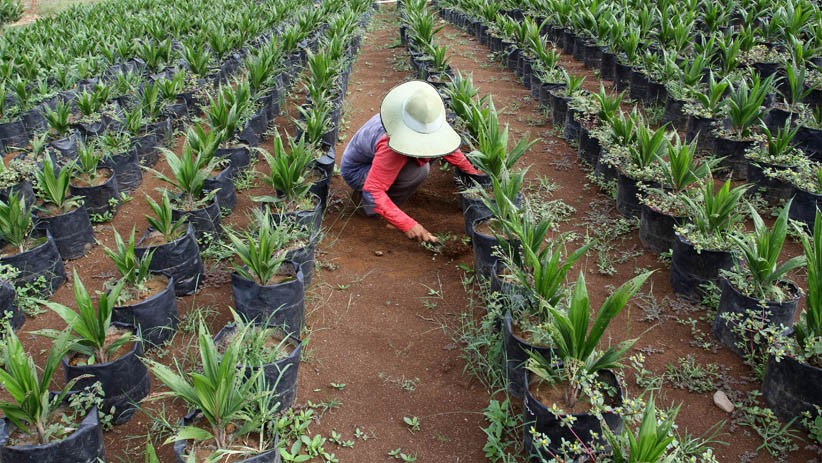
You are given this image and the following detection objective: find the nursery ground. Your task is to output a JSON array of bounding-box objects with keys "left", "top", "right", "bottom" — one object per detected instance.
[{"left": 11, "top": 4, "right": 818, "bottom": 463}]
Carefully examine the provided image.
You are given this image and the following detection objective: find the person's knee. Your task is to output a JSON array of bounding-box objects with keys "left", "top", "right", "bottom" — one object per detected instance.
[{"left": 394, "top": 162, "right": 430, "bottom": 188}]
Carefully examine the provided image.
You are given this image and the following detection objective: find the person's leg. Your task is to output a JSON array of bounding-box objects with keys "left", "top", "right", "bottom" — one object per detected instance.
[{"left": 387, "top": 160, "right": 430, "bottom": 206}]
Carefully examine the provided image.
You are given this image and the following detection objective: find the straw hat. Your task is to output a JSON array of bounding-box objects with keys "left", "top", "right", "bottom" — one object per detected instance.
[{"left": 380, "top": 81, "right": 461, "bottom": 158}]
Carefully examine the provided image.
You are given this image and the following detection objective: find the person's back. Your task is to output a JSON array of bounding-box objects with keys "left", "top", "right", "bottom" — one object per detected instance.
[{"left": 340, "top": 113, "right": 385, "bottom": 189}]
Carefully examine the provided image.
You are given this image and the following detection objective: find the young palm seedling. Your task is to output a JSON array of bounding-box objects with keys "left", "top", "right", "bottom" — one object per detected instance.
[
  {"left": 295, "top": 102, "right": 333, "bottom": 149},
  {"left": 254, "top": 133, "right": 316, "bottom": 212},
  {"left": 526, "top": 270, "right": 652, "bottom": 409},
  {"left": 35, "top": 156, "right": 81, "bottom": 214},
  {"left": 225, "top": 213, "right": 289, "bottom": 286},
  {"left": 104, "top": 227, "right": 156, "bottom": 304},
  {"left": 150, "top": 143, "right": 219, "bottom": 211},
  {"left": 144, "top": 192, "right": 188, "bottom": 243},
  {"left": 468, "top": 99, "right": 537, "bottom": 178},
  {"left": 0, "top": 328, "right": 81, "bottom": 445},
  {"left": 713, "top": 201, "right": 807, "bottom": 356},
  {"left": 143, "top": 323, "right": 278, "bottom": 461},
  {"left": 728, "top": 201, "right": 806, "bottom": 302},
  {"left": 0, "top": 192, "right": 33, "bottom": 254},
  {"left": 39, "top": 270, "right": 131, "bottom": 365}
]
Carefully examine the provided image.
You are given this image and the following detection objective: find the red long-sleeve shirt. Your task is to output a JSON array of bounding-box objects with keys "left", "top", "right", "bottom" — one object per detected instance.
[{"left": 363, "top": 135, "right": 482, "bottom": 232}]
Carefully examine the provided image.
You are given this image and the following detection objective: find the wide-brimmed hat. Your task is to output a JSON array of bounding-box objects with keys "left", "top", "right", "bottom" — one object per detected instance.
[{"left": 380, "top": 81, "right": 461, "bottom": 158}]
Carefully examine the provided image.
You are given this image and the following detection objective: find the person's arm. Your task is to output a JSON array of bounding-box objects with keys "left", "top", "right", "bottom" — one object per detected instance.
[
  {"left": 442, "top": 148, "right": 484, "bottom": 175},
  {"left": 363, "top": 137, "right": 418, "bottom": 233}
]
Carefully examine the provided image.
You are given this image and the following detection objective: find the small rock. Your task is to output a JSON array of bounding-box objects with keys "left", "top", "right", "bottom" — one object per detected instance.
[
  {"left": 713, "top": 390, "right": 734, "bottom": 413},
  {"left": 443, "top": 343, "right": 457, "bottom": 351},
  {"left": 374, "top": 250, "right": 384, "bottom": 256}
]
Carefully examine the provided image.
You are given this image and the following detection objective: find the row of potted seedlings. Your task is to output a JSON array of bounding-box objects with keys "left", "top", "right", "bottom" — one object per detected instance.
[
  {"left": 491, "top": 7, "right": 822, "bottom": 436},
  {"left": 0, "top": 0, "right": 377, "bottom": 460},
  {"left": 0, "top": 0, "right": 304, "bottom": 151},
  {"left": 438, "top": 0, "right": 820, "bottom": 460},
  {"left": 399, "top": 0, "right": 455, "bottom": 90},
  {"left": 437, "top": 0, "right": 821, "bottom": 171},
  {"left": 439, "top": 67, "right": 719, "bottom": 461},
  {"left": 0, "top": 0, "right": 326, "bottom": 311}
]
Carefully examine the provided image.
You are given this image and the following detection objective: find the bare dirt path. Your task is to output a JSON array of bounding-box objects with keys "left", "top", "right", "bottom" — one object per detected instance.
[{"left": 293, "top": 7, "right": 490, "bottom": 462}]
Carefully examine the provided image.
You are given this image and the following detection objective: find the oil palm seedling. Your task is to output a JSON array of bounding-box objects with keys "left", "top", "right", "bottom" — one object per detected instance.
[
  {"left": 722, "top": 74, "right": 775, "bottom": 141},
  {"left": 225, "top": 216, "right": 289, "bottom": 286},
  {"left": 150, "top": 143, "right": 219, "bottom": 211},
  {"left": 501, "top": 212, "right": 590, "bottom": 312},
  {"left": 727, "top": 201, "right": 806, "bottom": 302},
  {"left": 44, "top": 100, "right": 72, "bottom": 138},
  {"left": 144, "top": 192, "right": 188, "bottom": 243},
  {"left": 73, "top": 141, "right": 107, "bottom": 186},
  {"left": 621, "top": 122, "right": 668, "bottom": 181},
  {"left": 0, "top": 192, "right": 33, "bottom": 254},
  {"left": 255, "top": 133, "right": 315, "bottom": 211},
  {"left": 135, "top": 38, "right": 173, "bottom": 73},
  {"left": 713, "top": 200, "right": 807, "bottom": 357},
  {"left": 523, "top": 271, "right": 651, "bottom": 455},
  {"left": 603, "top": 396, "right": 684, "bottom": 463},
  {"left": 467, "top": 99, "right": 536, "bottom": 178},
  {"left": 683, "top": 71, "right": 729, "bottom": 121},
  {"left": 794, "top": 212, "right": 822, "bottom": 352},
  {"left": 295, "top": 101, "right": 333, "bottom": 149},
  {"left": 0, "top": 0, "right": 23, "bottom": 25},
  {"left": 143, "top": 323, "right": 278, "bottom": 460},
  {"left": 526, "top": 270, "right": 651, "bottom": 408},
  {"left": 670, "top": 177, "right": 750, "bottom": 299},
  {"left": 0, "top": 328, "right": 82, "bottom": 445},
  {"left": 104, "top": 227, "right": 155, "bottom": 302},
  {"left": 69, "top": 140, "right": 121, "bottom": 217},
  {"left": 181, "top": 41, "right": 213, "bottom": 78},
  {"left": 679, "top": 179, "right": 750, "bottom": 250},
  {"left": 638, "top": 135, "right": 716, "bottom": 253},
  {"left": 38, "top": 268, "right": 130, "bottom": 362},
  {"left": 746, "top": 121, "right": 807, "bottom": 203},
  {"left": 137, "top": 189, "right": 203, "bottom": 297},
  {"left": 35, "top": 156, "right": 81, "bottom": 214},
  {"left": 760, "top": 221, "right": 821, "bottom": 418},
  {"left": 140, "top": 80, "right": 165, "bottom": 122},
  {"left": 660, "top": 137, "right": 718, "bottom": 193}
]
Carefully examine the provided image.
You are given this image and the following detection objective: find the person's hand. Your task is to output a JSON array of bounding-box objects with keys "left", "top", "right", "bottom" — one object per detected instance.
[
  {"left": 405, "top": 223, "right": 438, "bottom": 243},
  {"left": 462, "top": 170, "right": 491, "bottom": 187}
]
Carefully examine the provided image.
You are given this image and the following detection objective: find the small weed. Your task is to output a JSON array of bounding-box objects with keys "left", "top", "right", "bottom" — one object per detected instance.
[
  {"left": 178, "top": 305, "right": 218, "bottom": 333},
  {"left": 664, "top": 355, "right": 721, "bottom": 393},
  {"left": 378, "top": 372, "right": 420, "bottom": 393},
  {"left": 353, "top": 427, "right": 372, "bottom": 441},
  {"left": 629, "top": 353, "right": 663, "bottom": 390},
  {"left": 549, "top": 154, "right": 575, "bottom": 171},
  {"left": 678, "top": 317, "right": 720, "bottom": 353},
  {"left": 388, "top": 448, "right": 417, "bottom": 462},
  {"left": 435, "top": 434, "right": 449, "bottom": 443},
  {"left": 330, "top": 382, "right": 346, "bottom": 391},
  {"left": 232, "top": 165, "right": 257, "bottom": 191},
  {"left": 482, "top": 398, "right": 521, "bottom": 462},
  {"left": 15, "top": 275, "right": 49, "bottom": 317},
  {"left": 306, "top": 398, "right": 343, "bottom": 418},
  {"left": 735, "top": 391, "right": 801, "bottom": 460},
  {"left": 329, "top": 430, "right": 355, "bottom": 448},
  {"left": 644, "top": 104, "right": 665, "bottom": 126},
  {"left": 700, "top": 281, "right": 722, "bottom": 309},
  {"left": 636, "top": 287, "right": 666, "bottom": 323},
  {"left": 199, "top": 232, "right": 233, "bottom": 267},
  {"left": 403, "top": 416, "right": 420, "bottom": 433}
]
